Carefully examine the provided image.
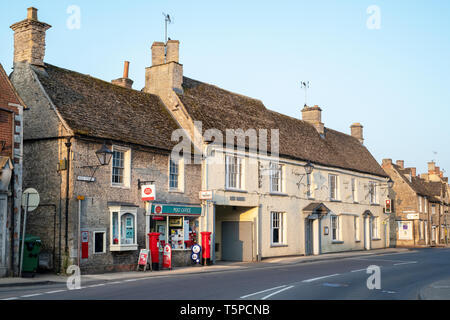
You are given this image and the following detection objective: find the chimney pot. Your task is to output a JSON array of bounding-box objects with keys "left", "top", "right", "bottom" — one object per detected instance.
[
  {"left": 428, "top": 161, "right": 436, "bottom": 174},
  {"left": 123, "top": 61, "right": 130, "bottom": 79},
  {"left": 151, "top": 42, "right": 165, "bottom": 66},
  {"left": 27, "top": 7, "right": 38, "bottom": 20},
  {"left": 396, "top": 160, "right": 404, "bottom": 169},
  {"left": 166, "top": 40, "right": 180, "bottom": 63}
]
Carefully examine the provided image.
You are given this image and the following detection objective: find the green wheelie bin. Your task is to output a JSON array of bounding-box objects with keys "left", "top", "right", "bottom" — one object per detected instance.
[{"left": 21, "top": 235, "right": 42, "bottom": 276}]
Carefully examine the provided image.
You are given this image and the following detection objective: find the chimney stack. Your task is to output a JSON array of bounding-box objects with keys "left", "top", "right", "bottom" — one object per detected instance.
[
  {"left": 396, "top": 160, "right": 404, "bottom": 169},
  {"left": 428, "top": 161, "right": 436, "bottom": 174},
  {"left": 301, "top": 105, "right": 324, "bottom": 135},
  {"left": 10, "top": 7, "right": 51, "bottom": 67},
  {"left": 350, "top": 123, "right": 364, "bottom": 144},
  {"left": 145, "top": 40, "right": 183, "bottom": 95},
  {"left": 112, "top": 61, "right": 133, "bottom": 89},
  {"left": 408, "top": 167, "right": 416, "bottom": 177},
  {"left": 382, "top": 159, "right": 393, "bottom": 168}
]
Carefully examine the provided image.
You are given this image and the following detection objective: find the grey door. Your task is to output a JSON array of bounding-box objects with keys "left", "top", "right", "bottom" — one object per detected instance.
[
  {"left": 305, "top": 219, "right": 313, "bottom": 256},
  {"left": 221, "top": 221, "right": 253, "bottom": 262},
  {"left": 0, "top": 194, "right": 7, "bottom": 267}
]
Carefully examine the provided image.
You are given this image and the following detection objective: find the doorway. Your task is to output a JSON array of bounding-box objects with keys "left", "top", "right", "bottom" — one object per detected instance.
[
  {"left": 305, "top": 218, "right": 314, "bottom": 256},
  {"left": 221, "top": 221, "right": 253, "bottom": 262}
]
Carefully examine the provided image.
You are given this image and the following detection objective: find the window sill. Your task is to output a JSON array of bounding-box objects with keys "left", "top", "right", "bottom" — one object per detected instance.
[
  {"left": 330, "top": 199, "right": 341, "bottom": 203},
  {"left": 355, "top": 240, "right": 361, "bottom": 243},
  {"left": 110, "top": 244, "right": 138, "bottom": 252},
  {"left": 331, "top": 240, "right": 344, "bottom": 244},
  {"left": 270, "top": 244, "right": 288, "bottom": 248},
  {"left": 225, "top": 188, "right": 248, "bottom": 193},
  {"left": 111, "top": 184, "right": 131, "bottom": 190},
  {"left": 370, "top": 203, "right": 380, "bottom": 206},
  {"left": 269, "top": 192, "right": 289, "bottom": 197},
  {"left": 372, "top": 238, "right": 382, "bottom": 241},
  {"left": 168, "top": 189, "right": 184, "bottom": 194}
]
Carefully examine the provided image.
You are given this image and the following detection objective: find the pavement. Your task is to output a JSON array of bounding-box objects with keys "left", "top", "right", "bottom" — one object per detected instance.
[{"left": 0, "top": 247, "right": 411, "bottom": 289}]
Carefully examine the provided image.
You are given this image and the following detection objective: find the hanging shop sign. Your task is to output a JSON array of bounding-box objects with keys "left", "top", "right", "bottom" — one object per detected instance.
[
  {"left": 163, "top": 244, "right": 172, "bottom": 269},
  {"left": 151, "top": 204, "right": 202, "bottom": 216},
  {"left": 141, "top": 185, "right": 156, "bottom": 201}
]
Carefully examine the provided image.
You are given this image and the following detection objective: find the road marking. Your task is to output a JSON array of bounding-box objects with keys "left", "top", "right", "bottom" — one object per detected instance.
[
  {"left": 45, "top": 289, "right": 66, "bottom": 294},
  {"left": 1, "top": 297, "right": 19, "bottom": 300},
  {"left": 302, "top": 274, "right": 340, "bottom": 283},
  {"left": 240, "top": 285, "right": 287, "bottom": 299},
  {"left": 86, "top": 284, "right": 105, "bottom": 288},
  {"left": 351, "top": 268, "right": 367, "bottom": 273},
  {"left": 123, "top": 278, "right": 140, "bottom": 282},
  {"left": 21, "top": 293, "right": 43, "bottom": 298},
  {"left": 261, "top": 286, "right": 294, "bottom": 300},
  {"left": 109, "top": 281, "right": 123, "bottom": 284},
  {"left": 393, "top": 261, "right": 417, "bottom": 266}
]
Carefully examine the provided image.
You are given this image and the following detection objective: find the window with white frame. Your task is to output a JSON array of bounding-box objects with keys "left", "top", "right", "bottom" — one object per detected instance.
[
  {"left": 271, "top": 212, "right": 284, "bottom": 245},
  {"left": 169, "top": 158, "right": 179, "bottom": 190},
  {"left": 351, "top": 178, "right": 358, "bottom": 202},
  {"left": 418, "top": 196, "right": 423, "bottom": 212},
  {"left": 110, "top": 206, "right": 138, "bottom": 251},
  {"left": 329, "top": 174, "right": 339, "bottom": 201},
  {"left": 111, "top": 146, "right": 131, "bottom": 187},
  {"left": 93, "top": 231, "right": 106, "bottom": 254},
  {"left": 369, "top": 181, "right": 377, "bottom": 204},
  {"left": 354, "top": 216, "right": 360, "bottom": 242},
  {"left": 331, "top": 215, "right": 340, "bottom": 241},
  {"left": 225, "top": 155, "right": 243, "bottom": 190},
  {"left": 372, "top": 217, "right": 380, "bottom": 239},
  {"left": 425, "top": 198, "right": 428, "bottom": 213},
  {"left": 270, "top": 162, "right": 283, "bottom": 193},
  {"left": 432, "top": 204, "right": 436, "bottom": 214}
]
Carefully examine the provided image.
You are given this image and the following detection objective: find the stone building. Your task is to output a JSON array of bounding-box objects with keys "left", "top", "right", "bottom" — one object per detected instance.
[
  {"left": 144, "top": 39, "right": 392, "bottom": 262},
  {"left": 9, "top": 8, "right": 201, "bottom": 273},
  {"left": 381, "top": 159, "right": 449, "bottom": 247},
  {"left": 0, "top": 63, "right": 25, "bottom": 277}
]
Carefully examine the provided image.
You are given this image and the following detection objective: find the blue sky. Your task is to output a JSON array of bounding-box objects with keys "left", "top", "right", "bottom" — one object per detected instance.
[{"left": 1, "top": 1, "right": 449, "bottom": 176}]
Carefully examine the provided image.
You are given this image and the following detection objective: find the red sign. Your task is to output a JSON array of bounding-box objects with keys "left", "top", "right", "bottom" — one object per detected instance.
[
  {"left": 163, "top": 244, "right": 172, "bottom": 269},
  {"left": 155, "top": 205, "right": 162, "bottom": 214},
  {"left": 81, "top": 231, "right": 89, "bottom": 259},
  {"left": 141, "top": 185, "right": 156, "bottom": 201},
  {"left": 138, "top": 249, "right": 149, "bottom": 266}
]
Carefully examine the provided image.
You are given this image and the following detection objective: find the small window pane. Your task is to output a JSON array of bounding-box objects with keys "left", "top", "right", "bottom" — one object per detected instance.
[{"left": 94, "top": 232, "right": 105, "bottom": 253}]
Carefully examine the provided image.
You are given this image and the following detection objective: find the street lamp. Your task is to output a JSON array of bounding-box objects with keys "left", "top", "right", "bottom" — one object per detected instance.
[
  {"left": 387, "top": 178, "right": 394, "bottom": 189},
  {"left": 95, "top": 142, "right": 113, "bottom": 166},
  {"left": 304, "top": 161, "right": 314, "bottom": 175}
]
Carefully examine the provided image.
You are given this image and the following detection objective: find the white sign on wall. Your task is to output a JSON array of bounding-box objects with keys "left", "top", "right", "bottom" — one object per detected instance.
[
  {"left": 398, "top": 221, "right": 413, "bottom": 240},
  {"left": 141, "top": 185, "right": 156, "bottom": 201}
]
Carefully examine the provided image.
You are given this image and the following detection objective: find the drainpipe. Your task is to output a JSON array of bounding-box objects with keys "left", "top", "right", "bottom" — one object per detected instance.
[
  {"left": 64, "top": 139, "right": 72, "bottom": 255},
  {"left": 9, "top": 168, "right": 15, "bottom": 276}
]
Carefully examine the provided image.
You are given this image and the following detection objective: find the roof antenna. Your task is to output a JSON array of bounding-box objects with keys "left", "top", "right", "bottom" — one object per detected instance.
[
  {"left": 162, "top": 12, "right": 173, "bottom": 43},
  {"left": 300, "top": 81, "right": 310, "bottom": 107}
]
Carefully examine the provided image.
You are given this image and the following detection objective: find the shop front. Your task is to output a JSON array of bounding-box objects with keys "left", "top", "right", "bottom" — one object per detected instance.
[{"left": 147, "top": 203, "right": 202, "bottom": 267}]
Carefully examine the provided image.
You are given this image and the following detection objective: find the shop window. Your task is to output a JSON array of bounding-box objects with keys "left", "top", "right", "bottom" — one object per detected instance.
[
  {"left": 150, "top": 215, "right": 199, "bottom": 251},
  {"left": 94, "top": 231, "right": 106, "bottom": 254},
  {"left": 109, "top": 206, "right": 138, "bottom": 251}
]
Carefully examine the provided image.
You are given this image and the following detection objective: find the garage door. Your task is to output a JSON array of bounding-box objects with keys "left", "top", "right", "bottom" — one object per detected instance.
[{"left": 221, "top": 221, "right": 253, "bottom": 262}]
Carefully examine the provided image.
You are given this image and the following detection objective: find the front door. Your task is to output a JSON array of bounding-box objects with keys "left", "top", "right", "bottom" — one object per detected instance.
[
  {"left": 305, "top": 219, "right": 314, "bottom": 256},
  {"left": 0, "top": 194, "right": 7, "bottom": 268}
]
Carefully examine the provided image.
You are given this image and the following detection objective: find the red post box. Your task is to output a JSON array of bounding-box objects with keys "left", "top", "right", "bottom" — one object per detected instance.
[
  {"left": 201, "top": 232, "right": 212, "bottom": 266},
  {"left": 148, "top": 232, "right": 161, "bottom": 270}
]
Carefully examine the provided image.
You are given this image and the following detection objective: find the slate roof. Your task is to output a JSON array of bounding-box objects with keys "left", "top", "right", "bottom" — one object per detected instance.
[
  {"left": 179, "top": 77, "right": 388, "bottom": 178},
  {"left": 395, "top": 165, "right": 446, "bottom": 201},
  {"left": 35, "top": 64, "right": 179, "bottom": 151}
]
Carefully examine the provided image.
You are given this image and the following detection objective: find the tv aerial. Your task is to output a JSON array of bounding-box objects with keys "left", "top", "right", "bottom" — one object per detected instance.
[
  {"left": 300, "top": 81, "right": 310, "bottom": 107},
  {"left": 162, "top": 12, "right": 174, "bottom": 43}
]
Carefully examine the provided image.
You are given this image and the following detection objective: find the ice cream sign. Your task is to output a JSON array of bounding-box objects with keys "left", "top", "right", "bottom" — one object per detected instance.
[{"left": 141, "top": 185, "right": 156, "bottom": 201}]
